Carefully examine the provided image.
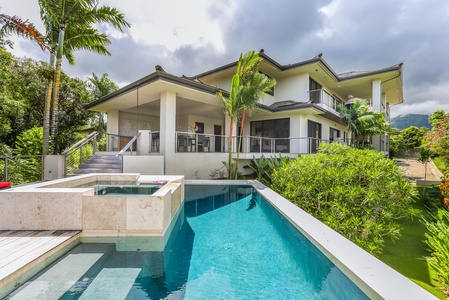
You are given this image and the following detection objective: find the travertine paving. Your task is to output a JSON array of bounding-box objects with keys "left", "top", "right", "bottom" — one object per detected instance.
[{"left": 394, "top": 158, "right": 444, "bottom": 183}]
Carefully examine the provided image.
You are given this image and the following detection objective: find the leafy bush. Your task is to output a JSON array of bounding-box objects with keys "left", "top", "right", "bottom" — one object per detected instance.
[
  {"left": 247, "top": 154, "right": 292, "bottom": 186},
  {"left": 424, "top": 209, "right": 449, "bottom": 297},
  {"left": 271, "top": 143, "right": 418, "bottom": 255}
]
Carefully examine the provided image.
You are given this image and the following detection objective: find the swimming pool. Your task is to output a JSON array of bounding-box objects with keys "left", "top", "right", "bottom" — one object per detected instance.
[
  {"left": 92, "top": 184, "right": 163, "bottom": 195},
  {"left": 5, "top": 184, "right": 368, "bottom": 299}
]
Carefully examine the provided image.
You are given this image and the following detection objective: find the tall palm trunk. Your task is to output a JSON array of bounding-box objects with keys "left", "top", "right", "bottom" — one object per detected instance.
[
  {"left": 228, "top": 116, "right": 234, "bottom": 178},
  {"left": 50, "top": 27, "right": 65, "bottom": 154},
  {"left": 42, "top": 52, "right": 55, "bottom": 155},
  {"left": 236, "top": 108, "right": 247, "bottom": 163}
]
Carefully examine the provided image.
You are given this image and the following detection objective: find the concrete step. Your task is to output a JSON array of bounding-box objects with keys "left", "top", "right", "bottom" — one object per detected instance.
[
  {"left": 78, "top": 163, "right": 121, "bottom": 169},
  {"left": 72, "top": 168, "right": 122, "bottom": 174},
  {"left": 71, "top": 154, "right": 122, "bottom": 175}
]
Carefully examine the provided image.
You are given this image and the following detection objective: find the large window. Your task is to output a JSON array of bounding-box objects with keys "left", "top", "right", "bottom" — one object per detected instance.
[
  {"left": 308, "top": 120, "right": 322, "bottom": 153},
  {"left": 309, "top": 78, "right": 322, "bottom": 102},
  {"left": 250, "top": 118, "right": 290, "bottom": 152},
  {"left": 329, "top": 127, "right": 341, "bottom": 142}
]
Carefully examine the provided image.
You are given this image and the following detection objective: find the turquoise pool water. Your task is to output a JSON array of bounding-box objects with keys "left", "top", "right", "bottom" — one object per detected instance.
[
  {"left": 92, "top": 184, "right": 162, "bottom": 195},
  {"left": 5, "top": 185, "right": 368, "bottom": 299}
]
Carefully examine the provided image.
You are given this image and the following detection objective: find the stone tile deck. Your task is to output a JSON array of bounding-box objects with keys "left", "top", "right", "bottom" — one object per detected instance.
[{"left": 0, "top": 230, "right": 80, "bottom": 298}]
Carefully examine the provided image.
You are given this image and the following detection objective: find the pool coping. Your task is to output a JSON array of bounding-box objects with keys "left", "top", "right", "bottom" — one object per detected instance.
[{"left": 186, "top": 180, "right": 437, "bottom": 300}]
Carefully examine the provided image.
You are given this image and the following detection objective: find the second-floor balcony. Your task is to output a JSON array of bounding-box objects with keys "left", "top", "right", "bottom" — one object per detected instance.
[
  {"left": 106, "top": 131, "right": 353, "bottom": 157},
  {"left": 308, "top": 89, "right": 344, "bottom": 114}
]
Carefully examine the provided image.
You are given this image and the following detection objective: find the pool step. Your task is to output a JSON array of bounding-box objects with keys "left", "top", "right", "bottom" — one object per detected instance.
[
  {"left": 72, "top": 154, "right": 122, "bottom": 175},
  {"left": 5, "top": 243, "right": 115, "bottom": 299},
  {"left": 0, "top": 230, "right": 81, "bottom": 299}
]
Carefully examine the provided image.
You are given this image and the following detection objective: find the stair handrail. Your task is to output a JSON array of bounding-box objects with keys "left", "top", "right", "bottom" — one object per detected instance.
[
  {"left": 62, "top": 131, "right": 99, "bottom": 177},
  {"left": 61, "top": 131, "right": 99, "bottom": 155},
  {"left": 116, "top": 132, "right": 141, "bottom": 157}
]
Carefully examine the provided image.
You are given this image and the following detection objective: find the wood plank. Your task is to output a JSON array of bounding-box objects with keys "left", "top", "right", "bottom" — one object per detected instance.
[
  {"left": 0, "top": 230, "right": 80, "bottom": 298},
  {"left": 0, "top": 231, "right": 37, "bottom": 244},
  {"left": 0, "top": 231, "right": 48, "bottom": 258},
  {"left": 0, "top": 231, "right": 80, "bottom": 281}
]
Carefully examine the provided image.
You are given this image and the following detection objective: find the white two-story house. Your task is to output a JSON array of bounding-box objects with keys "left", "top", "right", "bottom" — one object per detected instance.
[{"left": 84, "top": 50, "right": 403, "bottom": 179}]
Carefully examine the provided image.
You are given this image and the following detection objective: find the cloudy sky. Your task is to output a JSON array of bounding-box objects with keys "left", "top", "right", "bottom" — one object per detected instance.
[{"left": 0, "top": 0, "right": 447, "bottom": 117}]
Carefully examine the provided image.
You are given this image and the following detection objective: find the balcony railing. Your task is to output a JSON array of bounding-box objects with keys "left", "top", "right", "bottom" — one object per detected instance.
[
  {"left": 308, "top": 89, "right": 344, "bottom": 111},
  {"left": 174, "top": 131, "right": 350, "bottom": 155},
  {"left": 105, "top": 131, "right": 353, "bottom": 156}
]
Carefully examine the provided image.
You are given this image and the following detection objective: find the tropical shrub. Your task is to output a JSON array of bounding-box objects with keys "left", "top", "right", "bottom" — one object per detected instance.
[
  {"left": 271, "top": 143, "right": 418, "bottom": 255},
  {"left": 424, "top": 209, "right": 449, "bottom": 297},
  {"left": 247, "top": 154, "right": 292, "bottom": 186}
]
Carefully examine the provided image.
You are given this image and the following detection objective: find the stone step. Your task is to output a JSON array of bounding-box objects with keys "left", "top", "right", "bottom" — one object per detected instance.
[
  {"left": 78, "top": 163, "right": 121, "bottom": 169},
  {"left": 72, "top": 168, "right": 122, "bottom": 174},
  {"left": 7, "top": 243, "right": 115, "bottom": 299}
]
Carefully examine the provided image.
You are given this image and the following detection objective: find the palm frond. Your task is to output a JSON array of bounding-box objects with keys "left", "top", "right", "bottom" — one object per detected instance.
[{"left": 0, "top": 14, "right": 49, "bottom": 51}]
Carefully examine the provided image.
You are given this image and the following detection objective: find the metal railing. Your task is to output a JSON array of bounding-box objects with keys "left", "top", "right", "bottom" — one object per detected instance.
[
  {"left": 0, "top": 155, "right": 44, "bottom": 185},
  {"left": 308, "top": 89, "right": 344, "bottom": 111},
  {"left": 62, "top": 131, "right": 99, "bottom": 176},
  {"left": 174, "top": 131, "right": 349, "bottom": 155},
  {"left": 175, "top": 132, "right": 226, "bottom": 153},
  {"left": 116, "top": 132, "right": 141, "bottom": 157},
  {"left": 231, "top": 135, "right": 335, "bottom": 154},
  {"left": 116, "top": 132, "right": 142, "bottom": 172}
]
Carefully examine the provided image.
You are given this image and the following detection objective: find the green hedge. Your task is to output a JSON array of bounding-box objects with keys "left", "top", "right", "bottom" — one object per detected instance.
[{"left": 271, "top": 143, "right": 418, "bottom": 255}]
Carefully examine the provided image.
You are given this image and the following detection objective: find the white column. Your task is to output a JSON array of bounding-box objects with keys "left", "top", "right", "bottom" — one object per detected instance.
[
  {"left": 299, "top": 115, "right": 309, "bottom": 153},
  {"left": 107, "top": 110, "right": 119, "bottom": 134},
  {"left": 160, "top": 91, "right": 176, "bottom": 174},
  {"left": 372, "top": 79, "right": 382, "bottom": 111},
  {"left": 372, "top": 79, "right": 382, "bottom": 151}
]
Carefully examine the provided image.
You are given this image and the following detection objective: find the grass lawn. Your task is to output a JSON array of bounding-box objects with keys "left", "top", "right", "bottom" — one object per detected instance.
[{"left": 379, "top": 186, "right": 446, "bottom": 299}]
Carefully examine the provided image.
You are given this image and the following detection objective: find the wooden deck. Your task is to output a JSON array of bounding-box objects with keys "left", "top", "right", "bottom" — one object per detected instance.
[{"left": 0, "top": 230, "right": 80, "bottom": 298}]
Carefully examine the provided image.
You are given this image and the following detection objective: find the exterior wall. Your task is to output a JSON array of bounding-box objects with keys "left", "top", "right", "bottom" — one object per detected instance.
[
  {"left": 119, "top": 112, "right": 160, "bottom": 135},
  {"left": 187, "top": 115, "right": 224, "bottom": 135},
  {"left": 208, "top": 77, "right": 232, "bottom": 91},
  {"left": 123, "top": 155, "right": 164, "bottom": 175},
  {"left": 274, "top": 73, "right": 309, "bottom": 103},
  {"left": 171, "top": 153, "right": 228, "bottom": 179},
  {"left": 176, "top": 115, "right": 189, "bottom": 132}
]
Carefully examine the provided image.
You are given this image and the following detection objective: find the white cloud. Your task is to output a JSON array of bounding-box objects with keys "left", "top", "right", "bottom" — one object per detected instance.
[{"left": 104, "top": 0, "right": 225, "bottom": 53}]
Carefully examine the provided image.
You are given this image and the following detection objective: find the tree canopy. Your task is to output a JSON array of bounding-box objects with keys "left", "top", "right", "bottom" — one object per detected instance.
[{"left": 337, "top": 99, "right": 390, "bottom": 147}]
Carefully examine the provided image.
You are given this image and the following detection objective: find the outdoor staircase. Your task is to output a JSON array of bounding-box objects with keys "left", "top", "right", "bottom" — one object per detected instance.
[{"left": 72, "top": 154, "right": 122, "bottom": 175}]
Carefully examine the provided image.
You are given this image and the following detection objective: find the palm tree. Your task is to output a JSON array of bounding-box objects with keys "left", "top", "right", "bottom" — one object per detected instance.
[
  {"left": 0, "top": 14, "right": 48, "bottom": 51},
  {"left": 337, "top": 99, "right": 389, "bottom": 147},
  {"left": 217, "top": 51, "right": 276, "bottom": 178},
  {"left": 40, "top": 11, "right": 116, "bottom": 155},
  {"left": 235, "top": 52, "right": 276, "bottom": 162},
  {"left": 38, "top": 0, "right": 130, "bottom": 154}
]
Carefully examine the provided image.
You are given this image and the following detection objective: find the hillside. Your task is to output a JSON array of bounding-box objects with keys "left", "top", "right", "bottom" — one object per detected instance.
[{"left": 391, "top": 114, "right": 431, "bottom": 130}]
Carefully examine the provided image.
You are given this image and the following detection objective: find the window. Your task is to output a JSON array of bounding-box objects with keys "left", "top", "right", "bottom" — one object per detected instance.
[
  {"left": 250, "top": 118, "right": 290, "bottom": 152},
  {"left": 329, "top": 127, "right": 340, "bottom": 142},
  {"left": 195, "top": 122, "right": 204, "bottom": 133},
  {"left": 308, "top": 120, "right": 322, "bottom": 153},
  {"left": 309, "top": 78, "right": 322, "bottom": 102}
]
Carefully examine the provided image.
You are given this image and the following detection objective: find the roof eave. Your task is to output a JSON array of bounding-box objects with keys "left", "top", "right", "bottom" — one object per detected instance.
[{"left": 84, "top": 71, "right": 228, "bottom": 110}]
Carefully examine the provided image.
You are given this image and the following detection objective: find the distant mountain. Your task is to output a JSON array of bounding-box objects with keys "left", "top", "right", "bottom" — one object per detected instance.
[{"left": 391, "top": 114, "right": 431, "bottom": 130}]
